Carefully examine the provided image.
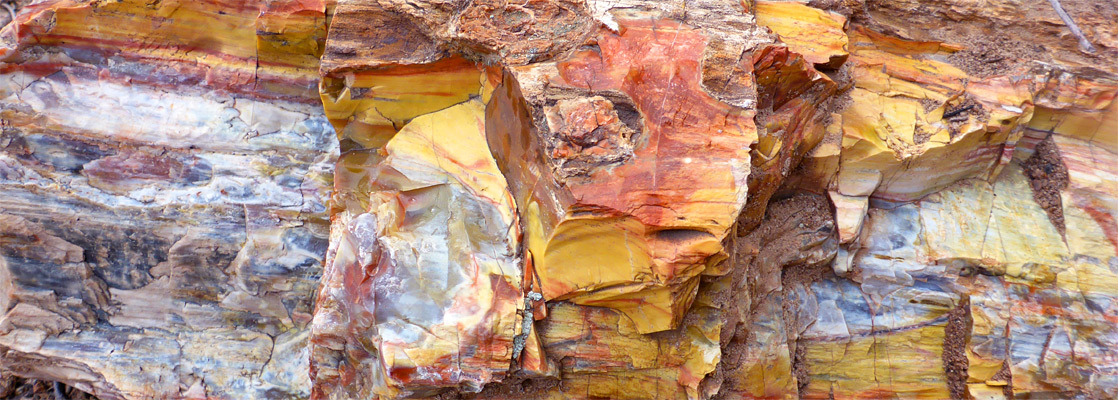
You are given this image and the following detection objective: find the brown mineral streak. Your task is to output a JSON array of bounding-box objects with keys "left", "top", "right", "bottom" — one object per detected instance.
[{"left": 1, "top": 1, "right": 1117, "bottom": 400}]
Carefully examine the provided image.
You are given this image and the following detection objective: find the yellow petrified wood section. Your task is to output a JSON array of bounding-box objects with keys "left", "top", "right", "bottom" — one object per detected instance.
[
  {"left": 319, "top": 56, "right": 481, "bottom": 149},
  {"left": 837, "top": 27, "right": 1034, "bottom": 200},
  {"left": 2, "top": 0, "right": 325, "bottom": 99},
  {"left": 311, "top": 3, "right": 528, "bottom": 396},
  {"left": 534, "top": 300, "right": 722, "bottom": 400},
  {"left": 829, "top": 27, "right": 1040, "bottom": 245},
  {"left": 313, "top": 95, "right": 527, "bottom": 398},
  {"left": 754, "top": 0, "right": 849, "bottom": 69}
]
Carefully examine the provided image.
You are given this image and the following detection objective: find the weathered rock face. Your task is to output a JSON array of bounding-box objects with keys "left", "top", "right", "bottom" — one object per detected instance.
[
  {"left": 0, "top": 0, "right": 334, "bottom": 398},
  {"left": 1, "top": 0, "right": 1116, "bottom": 399}
]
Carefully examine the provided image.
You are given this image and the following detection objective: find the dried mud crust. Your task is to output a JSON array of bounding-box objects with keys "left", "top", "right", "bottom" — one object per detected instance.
[
  {"left": 913, "top": 125, "right": 934, "bottom": 146},
  {"left": 919, "top": 97, "right": 941, "bottom": 113},
  {"left": 749, "top": 193, "right": 835, "bottom": 260},
  {"left": 1022, "top": 136, "right": 1070, "bottom": 237},
  {"left": 792, "top": 342, "right": 810, "bottom": 397},
  {"left": 942, "top": 298, "right": 972, "bottom": 400},
  {"left": 705, "top": 251, "right": 751, "bottom": 400}
]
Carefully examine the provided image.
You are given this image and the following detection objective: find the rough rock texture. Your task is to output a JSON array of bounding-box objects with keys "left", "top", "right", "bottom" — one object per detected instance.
[
  {"left": 0, "top": 0, "right": 334, "bottom": 398},
  {"left": 0, "top": 0, "right": 1115, "bottom": 400}
]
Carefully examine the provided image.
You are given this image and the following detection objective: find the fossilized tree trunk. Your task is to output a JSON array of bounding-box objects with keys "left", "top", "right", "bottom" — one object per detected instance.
[{"left": 0, "top": 0, "right": 1115, "bottom": 399}]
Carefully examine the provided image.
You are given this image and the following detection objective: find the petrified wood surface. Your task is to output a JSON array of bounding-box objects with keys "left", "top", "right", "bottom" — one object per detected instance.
[{"left": 0, "top": 0, "right": 1116, "bottom": 399}]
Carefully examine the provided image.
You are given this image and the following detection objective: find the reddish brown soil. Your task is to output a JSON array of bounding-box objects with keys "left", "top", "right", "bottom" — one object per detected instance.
[
  {"left": 991, "top": 361, "right": 1014, "bottom": 397},
  {"left": 942, "top": 299, "right": 972, "bottom": 400},
  {"left": 1022, "top": 136, "right": 1070, "bottom": 237},
  {"left": 947, "top": 36, "right": 1051, "bottom": 78},
  {"left": 792, "top": 341, "right": 810, "bottom": 397},
  {"left": 461, "top": 376, "right": 559, "bottom": 400}
]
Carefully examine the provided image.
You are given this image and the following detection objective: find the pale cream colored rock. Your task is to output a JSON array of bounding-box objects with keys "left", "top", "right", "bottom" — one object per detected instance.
[{"left": 829, "top": 191, "right": 868, "bottom": 243}]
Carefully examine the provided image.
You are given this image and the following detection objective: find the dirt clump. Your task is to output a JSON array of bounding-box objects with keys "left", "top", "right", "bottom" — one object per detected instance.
[
  {"left": 943, "top": 96, "right": 990, "bottom": 140},
  {"left": 947, "top": 35, "right": 1051, "bottom": 78},
  {"left": 713, "top": 192, "right": 837, "bottom": 399},
  {"left": 942, "top": 298, "right": 972, "bottom": 400},
  {"left": 1022, "top": 136, "right": 1070, "bottom": 237},
  {"left": 919, "top": 97, "right": 940, "bottom": 113},
  {"left": 792, "top": 341, "right": 810, "bottom": 396},
  {"left": 991, "top": 361, "right": 1014, "bottom": 397},
  {"left": 913, "top": 126, "right": 933, "bottom": 145}
]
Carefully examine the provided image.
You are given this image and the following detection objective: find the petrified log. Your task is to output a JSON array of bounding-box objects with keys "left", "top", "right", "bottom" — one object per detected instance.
[
  {"left": 0, "top": 0, "right": 1116, "bottom": 399},
  {"left": 0, "top": 1, "right": 333, "bottom": 398}
]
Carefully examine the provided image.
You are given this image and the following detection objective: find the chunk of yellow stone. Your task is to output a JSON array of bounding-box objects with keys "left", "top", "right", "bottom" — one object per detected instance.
[
  {"left": 537, "top": 302, "right": 722, "bottom": 400},
  {"left": 802, "top": 327, "right": 951, "bottom": 399},
  {"left": 539, "top": 215, "right": 655, "bottom": 299},
  {"left": 836, "top": 27, "right": 1033, "bottom": 202},
  {"left": 981, "top": 164, "right": 1070, "bottom": 272},
  {"left": 319, "top": 56, "right": 482, "bottom": 143},
  {"left": 754, "top": 1, "right": 849, "bottom": 69}
]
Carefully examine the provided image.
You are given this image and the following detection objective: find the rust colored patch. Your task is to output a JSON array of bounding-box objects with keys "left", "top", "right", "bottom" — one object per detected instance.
[
  {"left": 82, "top": 151, "right": 212, "bottom": 192},
  {"left": 389, "top": 366, "right": 417, "bottom": 384},
  {"left": 1070, "top": 192, "right": 1118, "bottom": 256},
  {"left": 554, "top": 16, "right": 756, "bottom": 229}
]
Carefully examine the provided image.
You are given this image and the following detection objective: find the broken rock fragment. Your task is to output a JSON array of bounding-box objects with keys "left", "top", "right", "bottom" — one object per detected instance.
[
  {"left": 312, "top": 96, "right": 525, "bottom": 397},
  {"left": 497, "top": 10, "right": 761, "bottom": 334}
]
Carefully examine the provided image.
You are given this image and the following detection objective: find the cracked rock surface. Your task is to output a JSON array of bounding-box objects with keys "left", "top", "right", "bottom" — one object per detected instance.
[{"left": 0, "top": 0, "right": 1116, "bottom": 399}]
